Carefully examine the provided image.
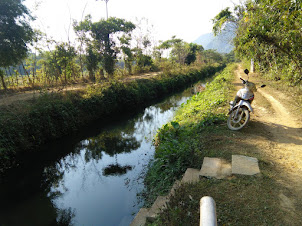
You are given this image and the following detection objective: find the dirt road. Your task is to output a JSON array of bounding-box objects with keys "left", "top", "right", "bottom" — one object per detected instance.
[{"left": 234, "top": 67, "right": 302, "bottom": 223}]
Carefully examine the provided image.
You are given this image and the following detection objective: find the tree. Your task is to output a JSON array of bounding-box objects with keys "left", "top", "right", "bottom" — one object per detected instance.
[
  {"left": 85, "top": 44, "right": 99, "bottom": 81},
  {"left": 202, "top": 49, "right": 223, "bottom": 64},
  {"left": 40, "top": 51, "right": 61, "bottom": 83},
  {"left": 0, "top": 0, "right": 34, "bottom": 89},
  {"left": 74, "top": 16, "right": 135, "bottom": 76},
  {"left": 212, "top": 7, "right": 242, "bottom": 36},
  {"left": 184, "top": 43, "right": 204, "bottom": 65},
  {"left": 235, "top": 0, "right": 302, "bottom": 83},
  {"left": 213, "top": 0, "right": 302, "bottom": 84},
  {"left": 119, "top": 35, "right": 134, "bottom": 74},
  {"left": 158, "top": 37, "right": 201, "bottom": 65},
  {"left": 54, "top": 43, "right": 77, "bottom": 83}
]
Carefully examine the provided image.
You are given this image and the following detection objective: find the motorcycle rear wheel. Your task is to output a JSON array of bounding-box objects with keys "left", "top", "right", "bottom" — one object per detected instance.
[{"left": 227, "top": 107, "right": 250, "bottom": 130}]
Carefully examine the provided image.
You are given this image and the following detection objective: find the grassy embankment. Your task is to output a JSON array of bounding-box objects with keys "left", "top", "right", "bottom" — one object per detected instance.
[
  {"left": 0, "top": 64, "right": 224, "bottom": 175},
  {"left": 145, "top": 64, "right": 284, "bottom": 225}
]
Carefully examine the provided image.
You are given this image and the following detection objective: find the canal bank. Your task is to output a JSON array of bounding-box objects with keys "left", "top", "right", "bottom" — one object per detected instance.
[
  {"left": 0, "top": 78, "right": 210, "bottom": 225},
  {"left": 142, "top": 64, "right": 297, "bottom": 225},
  {"left": 0, "top": 64, "right": 224, "bottom": 175}
]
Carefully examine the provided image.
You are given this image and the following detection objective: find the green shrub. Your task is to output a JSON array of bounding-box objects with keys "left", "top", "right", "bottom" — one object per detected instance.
[
  {"left": 0, "top": 64, "right": 225, "bottom": 175},
  {"left": 143, "top": 64, "right": 236, "bottom": 206}
]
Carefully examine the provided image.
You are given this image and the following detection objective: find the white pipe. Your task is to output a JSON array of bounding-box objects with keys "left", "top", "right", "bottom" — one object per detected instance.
[{"left": 200, "top": 196, "right": 217, "bottom": 226}]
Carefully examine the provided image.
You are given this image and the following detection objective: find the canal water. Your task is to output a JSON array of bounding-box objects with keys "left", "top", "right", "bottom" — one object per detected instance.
[{"left": 0, "top": 82, "right": 205, "bottom": 226}]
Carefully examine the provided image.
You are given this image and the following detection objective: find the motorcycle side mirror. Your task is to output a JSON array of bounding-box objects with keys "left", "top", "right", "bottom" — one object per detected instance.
[
  {"left": 260, "top": 84, "right": 266, "bottom": 88},
  {"left": 244, "top": 69, "right": 249, "bottom": 75}
]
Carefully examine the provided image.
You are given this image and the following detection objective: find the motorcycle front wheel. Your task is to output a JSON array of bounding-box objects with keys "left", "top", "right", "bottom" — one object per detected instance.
[{"left": 227, "top": 107, "right": 250, "bottom": 130}]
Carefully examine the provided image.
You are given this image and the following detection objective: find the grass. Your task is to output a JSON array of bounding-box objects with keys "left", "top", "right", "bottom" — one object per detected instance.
[
  {"left": 144, "top": 64, "right": 291, "bottom": 225},
  {"left": 143, "top": 64, "right": 236, "bottom": 205},
  {"left": 154, "top": 174, "right": 282, "bottom": 225},
  {"left": 0, "top": 64, "right": 225, "bottom": 175}
]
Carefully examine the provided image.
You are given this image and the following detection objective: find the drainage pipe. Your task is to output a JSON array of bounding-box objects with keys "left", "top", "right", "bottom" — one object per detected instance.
[{"left": 200, "top": 196, "right": 217, "bottom": 226}]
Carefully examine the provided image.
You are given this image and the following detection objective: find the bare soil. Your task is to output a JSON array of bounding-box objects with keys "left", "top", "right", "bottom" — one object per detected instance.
[
  {"left": 233, "top": 67, "right": 302, "bottom": 223},
  {"left": 154, "top": 66, "right": 302, "bottom": 225}
]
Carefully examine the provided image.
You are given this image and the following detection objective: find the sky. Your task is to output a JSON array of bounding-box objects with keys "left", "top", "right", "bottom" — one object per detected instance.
[{"left": 24, "top": 0, "right": 241, "bottom": 45}]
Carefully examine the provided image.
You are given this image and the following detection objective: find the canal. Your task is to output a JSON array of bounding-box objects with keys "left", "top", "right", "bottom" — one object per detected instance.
[{"left": 0, "top": 82, "right": 205, "bottom": 226}]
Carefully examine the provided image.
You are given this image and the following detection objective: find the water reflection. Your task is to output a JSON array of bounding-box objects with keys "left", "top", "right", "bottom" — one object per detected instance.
[
  {"left": 103, "top": 163, "right": 133, "bottom": 176},
  {"left": 45, "top": 88, "right": 194, "bottom": 225},
  {"left": 0, "top": 82, "right": 203, "bottom": 226},
  {"left": 82, "top": 130, "right": 141, "bottom": 157}
]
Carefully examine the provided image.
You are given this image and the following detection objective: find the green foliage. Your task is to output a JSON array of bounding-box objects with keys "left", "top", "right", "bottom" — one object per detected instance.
[
  {"left": 135, "top": 53, "right": 156, "bottom": 73},
  {"left": 0, "top": 0, "right": 34, "bottom": 68},
  {"left": 143, "top": 64, "right": 235, "bottom": 205},
  {"left": 213, "top": 0, "right": 302, "bottom": 84},
  {"left": 0, "top": 64, "right": 225, "bottom": 174},
  {"left": 152, "top": 175, "right": 282, "bottom": 225},
  {"left": 39, "top": 51, "right": 61, "bottom": 81},
  {"left": 237, "top": 0, "right": 302, "bottom": 84},
  {"left": 212, "top": 7, "right": 235, "bottom": 36},
  {"left": 0, "top": 0, "right": 34, "bottom": 89},
  {"left": 54, "top": 43, "right": 77, "bottom": 83},
  {"left": 74, "top": 16, "right": 136, "bottom": 76},
  {"left": 0, "top": 16, "right": 228, "bottom": 90},
  {"left": 202, "top": 49, "right": 223, "bottom": 63},
  {"left": 184, "top": 43, "right": 204, "bottom": 65},
  {"left": 119, "top": 35, "right": 134, "bottom": 74},
  {"left": 35, "top": 43, "right": 80, "bottom": 85},
  {"left": 158, "top": 36, "right": 204, "bottom": 65},
  {"left": 85, "top": 44, "right": 99, "bottom": 81}
]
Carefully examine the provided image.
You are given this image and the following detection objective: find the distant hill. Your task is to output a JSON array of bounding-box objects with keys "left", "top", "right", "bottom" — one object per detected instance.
[{"left": 194, "top": 29, "right": 235, "bottom": 53}]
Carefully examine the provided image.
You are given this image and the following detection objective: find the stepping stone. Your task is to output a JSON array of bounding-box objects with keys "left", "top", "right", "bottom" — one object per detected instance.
[
  {"left": 146, "top": 196, "right": 168, "bottom": 222},
  {"left": 130, "top": 208, "right": 148, "bottom": 226},
  {"left": 168, "top": 180, "right": 181, "bottom": 197},
  {"left": 181, "top": 168, "right": 200, "bottom": 183},
  {"left": 232, "top": 155, "right": 260, "bottom": 175},
  {"left": 199, "top": 157, "right": 232, "bottom": 179}
]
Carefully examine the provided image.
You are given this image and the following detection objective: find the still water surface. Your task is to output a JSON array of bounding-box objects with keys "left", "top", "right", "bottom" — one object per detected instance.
[{"left": 0, "top": 83, "right": 204, "bottom": 226}]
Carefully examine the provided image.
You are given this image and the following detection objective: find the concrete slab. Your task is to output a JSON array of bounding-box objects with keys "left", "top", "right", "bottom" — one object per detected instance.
[
  {"left": 169, "top": 180, "right": 181, "bottom": 197},
  {"left": 130, "top": 208, "right": 149, "bottom": 226},
  {"left": 232, "top": 155, "right": 260, "bottom": 175},
  {"left": 147, "top": 196, "right": 168, "bottom": 222},
  {"left": 199, "top": 157, "right": 232, "bottom": 179},
  {"left": 181, "top": 168, "right": 200, "bottom": 183}
]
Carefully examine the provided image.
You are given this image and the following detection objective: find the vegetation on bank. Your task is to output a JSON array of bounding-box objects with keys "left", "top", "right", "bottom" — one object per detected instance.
[
  {"left": 0, "top": 0, "right": 234, "bottom": 176},
  {"left": 213, "top": 0, "right": 302, "bottom": 85},
  {"left": 0, "top": 64, "right": 224, "bottom": 175},
  {"left": 143, "top": 64, "right": 284, "bottom": 225},
  {"left": 1, "top": 0, "right": 230, "bottom": 91},
  {"left": 143, "top": 64, "right": 236, "bottom": 204}
]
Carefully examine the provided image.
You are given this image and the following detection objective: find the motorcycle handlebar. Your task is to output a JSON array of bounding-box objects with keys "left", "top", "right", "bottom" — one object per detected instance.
[{"left": 240, "top": 78, "right": 246, "bottom": 84}]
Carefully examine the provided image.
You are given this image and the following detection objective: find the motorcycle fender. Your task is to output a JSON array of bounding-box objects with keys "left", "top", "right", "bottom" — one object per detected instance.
[
  {"left": 228, "top": 100, "right": 253, "bottom": 114},
  {"left": 239, "top": 100, "right": 253, "bottom": 113}
]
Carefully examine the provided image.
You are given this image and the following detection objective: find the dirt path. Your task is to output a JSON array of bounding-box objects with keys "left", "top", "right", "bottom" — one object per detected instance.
[
  {"left": 234, "top": 67, "right": 302, "bottom": 223},
  {"left": 0, "top": 72, "right": 160, "bottom": 106}
]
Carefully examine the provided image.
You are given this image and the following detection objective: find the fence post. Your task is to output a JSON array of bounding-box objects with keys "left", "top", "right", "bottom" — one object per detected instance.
[{"left": 200, "top": 196, "right": 217, "bottom": 226}]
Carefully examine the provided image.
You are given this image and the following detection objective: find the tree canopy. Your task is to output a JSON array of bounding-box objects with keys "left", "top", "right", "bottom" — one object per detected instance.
[
  {"left": 158, "top": 36, "right": 204, "bottom": 65},
  {"left": 74, "top": 16, "right": 136, "bottom": 76},
  {"left": 0, "top": 0, "right": 34, "bottom": 68},
  {"left": 213, "top": 0, "right": 302, "bottom": 84}
]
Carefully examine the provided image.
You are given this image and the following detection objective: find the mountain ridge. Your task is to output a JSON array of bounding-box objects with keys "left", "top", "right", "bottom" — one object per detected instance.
[{"left": 193, "top": 30, "right": 235, "bottom": 53}]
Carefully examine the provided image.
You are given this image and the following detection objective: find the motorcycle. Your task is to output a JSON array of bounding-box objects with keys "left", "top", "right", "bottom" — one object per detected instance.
[{"left": 227, "top": 69, "right": 266, "bottom": 130}]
